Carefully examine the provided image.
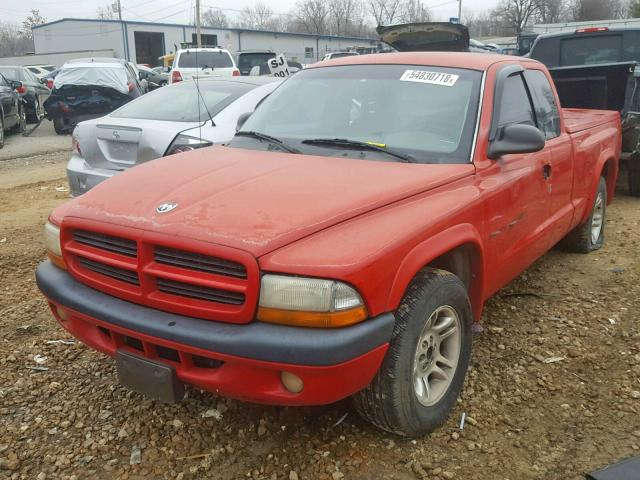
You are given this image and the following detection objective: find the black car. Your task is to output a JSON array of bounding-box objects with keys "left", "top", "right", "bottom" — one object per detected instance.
[
  {"left": 236, "top": 50, "right": 276, "bottom": 76},
  {"left": 0, "top": 65, "right": 50, "bottom": 124},
  {"left": 0, "top": 74, "right": 26, "bottom": 148}
]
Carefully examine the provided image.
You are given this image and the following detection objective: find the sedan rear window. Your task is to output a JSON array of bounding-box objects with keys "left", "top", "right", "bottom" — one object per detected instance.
[
  {"left": 238, "top": 53, "right": 275, "bottom": 70},
  {"left": 0, "top": 67, "right": 24, "bottom": 82},
  {"left": 111, "top": 80, "right": 254, "bottom": 122},
  {"left": 178, "top": 51, "right": 234, "bottom": 69}
]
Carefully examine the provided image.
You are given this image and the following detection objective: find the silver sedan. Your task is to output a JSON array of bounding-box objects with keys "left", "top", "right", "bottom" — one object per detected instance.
[{"left": 67, "top": 76, "right": 282, "bottom": 196}]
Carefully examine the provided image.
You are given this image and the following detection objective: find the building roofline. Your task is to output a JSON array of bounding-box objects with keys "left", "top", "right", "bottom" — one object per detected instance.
[{"left": 32, "top": 18, "right": 377, "bottom": 43}]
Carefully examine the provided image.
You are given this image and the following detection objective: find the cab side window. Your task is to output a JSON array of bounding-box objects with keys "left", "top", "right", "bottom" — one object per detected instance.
[
  {"left": 497, "top": 73, "right": 536, "bottom": 129},
  {"left": 524, "top": 70, "right": 561, "bottom": 139}
]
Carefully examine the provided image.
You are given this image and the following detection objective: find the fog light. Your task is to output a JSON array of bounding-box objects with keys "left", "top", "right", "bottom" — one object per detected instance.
[
  {"left": 55, "top": 306, "right": 70, "bottom": 321},
  {"left": 280, "top": 371, "right": 304, "bottom": 394}
]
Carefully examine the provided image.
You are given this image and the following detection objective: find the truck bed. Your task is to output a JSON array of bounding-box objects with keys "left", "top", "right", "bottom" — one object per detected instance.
[{"left": 562, "top": 108, "right": 621, "bottom": 134}]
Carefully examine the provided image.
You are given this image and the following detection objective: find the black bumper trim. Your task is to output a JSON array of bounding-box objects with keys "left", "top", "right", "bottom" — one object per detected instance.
[{"left": 36, "top": 261, "right": 395, "bottom": 366}]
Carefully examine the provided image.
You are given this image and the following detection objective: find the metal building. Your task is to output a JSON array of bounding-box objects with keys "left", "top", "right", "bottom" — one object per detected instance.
[{"left": 31, "top": 18, "right": 378, "bottom": 66}]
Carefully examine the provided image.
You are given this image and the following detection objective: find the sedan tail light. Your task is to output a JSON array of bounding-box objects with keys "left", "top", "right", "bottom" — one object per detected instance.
[
  {"left": 172, "top": 70, "right": 183, "bottom": 83},
  {"left": 165, "top": 134, "right": 212, "bottom": 156},
  {"left": 47, "top": 79, "right": 54, "bottom": 89},
  {"left": 15, "top": 85, "right": 27, "bottom": 94},
  {"left": 71, "top": 132, "right": 82, "bottom": 156},
  {"left": 232, "top": 69, "right": 241, "bottom": 77}
]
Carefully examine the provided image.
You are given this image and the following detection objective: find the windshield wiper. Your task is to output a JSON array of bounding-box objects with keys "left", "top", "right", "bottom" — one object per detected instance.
[
  {"left": 301, "top": 138, "right": 416, "bottom": 163},
  {"left": 235, "top": 131, "right": 301, "bottom": 154}
]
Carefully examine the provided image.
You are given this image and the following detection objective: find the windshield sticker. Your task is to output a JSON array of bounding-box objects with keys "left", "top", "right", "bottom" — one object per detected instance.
[{"left": 400, "top": 70, "right": 459, "bottom": 87}]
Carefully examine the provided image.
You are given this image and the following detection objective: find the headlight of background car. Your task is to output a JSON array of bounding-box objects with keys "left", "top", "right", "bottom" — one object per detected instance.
[
  {"left": 165, "top": 134, "right": 213, "bottom": 156},
  {"left": 44, "top": 221, "right": 66, "bottom": 270},
  {"left": 257, "top": 274, "right": 367, "bottom": 328}
]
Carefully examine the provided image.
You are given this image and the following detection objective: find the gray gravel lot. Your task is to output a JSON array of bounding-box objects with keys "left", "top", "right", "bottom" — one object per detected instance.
[
  {"left": 1, "top": 121, "right": 70, "bottom": 162},
  {"left": 1, "top": 154, "right": 640, "bottom": 480}
]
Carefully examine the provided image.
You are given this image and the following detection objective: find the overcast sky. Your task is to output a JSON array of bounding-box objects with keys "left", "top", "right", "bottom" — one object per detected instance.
[{"left": 1, "top": 0, "right": 500, "bottom": 27}]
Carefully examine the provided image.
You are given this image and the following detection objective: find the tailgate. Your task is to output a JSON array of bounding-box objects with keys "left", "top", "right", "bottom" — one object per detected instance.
[{"left": 549, "top": 62, "right": 636, "bottom": 114}]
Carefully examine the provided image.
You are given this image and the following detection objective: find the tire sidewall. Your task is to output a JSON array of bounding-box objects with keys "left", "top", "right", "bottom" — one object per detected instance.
[
  {"left": 0, "top": 114, "right": 4, "bottom": 148},
  {"left": 18, "top": 105, "right": 26, "bottom": 132},
  {"left": 390, "top": 274, "right": 472, "bottom": 436}
]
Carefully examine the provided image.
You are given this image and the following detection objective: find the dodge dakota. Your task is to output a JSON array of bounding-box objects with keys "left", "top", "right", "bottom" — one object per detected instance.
[{"left": 36, "top": 52, "right": 621, "bottom": 437}]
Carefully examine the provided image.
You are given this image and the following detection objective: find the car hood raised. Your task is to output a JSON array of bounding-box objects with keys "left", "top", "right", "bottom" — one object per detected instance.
[
  {"left": 377, "top": 22, "right": 470, "bottom": 52},
  {"left": 61, "top": 146, "right": 474, "bottom": 257}
]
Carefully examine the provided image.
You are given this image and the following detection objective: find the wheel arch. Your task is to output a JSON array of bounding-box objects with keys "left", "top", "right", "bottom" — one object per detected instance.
[
  {"left": 387, "top": 224, "right": 485, "bottom": 322},
  {"left": 598, "top": 155, "right": 617, "bottom": 205}
]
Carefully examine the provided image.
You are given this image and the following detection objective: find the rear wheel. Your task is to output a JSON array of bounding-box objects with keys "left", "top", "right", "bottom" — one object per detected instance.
[
  {"left": 27, "top": 99, "right": 41, "bottom": 123},
  {"left": 354, "top": 268, "right": 472, "bottom": 437},
  {"left": 53, "top": 118, "right": 68, "bottom": 135},
  {"left": 10, "top": 105, "right": 26, "bottom": 134},
  {"left": 560, "top": 176, "right": 606, "bottom": 253}
]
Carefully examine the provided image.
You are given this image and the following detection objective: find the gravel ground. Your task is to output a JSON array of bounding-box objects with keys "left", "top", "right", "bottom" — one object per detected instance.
[{"left": 1, "top": 152, "right": 640, "bottom": 480}]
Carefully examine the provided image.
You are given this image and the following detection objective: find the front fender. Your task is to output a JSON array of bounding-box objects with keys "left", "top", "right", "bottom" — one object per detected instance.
[{"left": 386, "top": 223, "right": 486, "bottom": 321}]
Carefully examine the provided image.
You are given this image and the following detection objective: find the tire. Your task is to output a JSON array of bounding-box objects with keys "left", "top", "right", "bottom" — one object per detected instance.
[
  {"left": 629, "top": 161, "right": 640, "bottom": 197},
  {"left": 10, "top": 105, "right": 26, "bottom": 134},
  {"left": 354, "top": 268, "right": 473, "bottom": 437},
  {"left": 53, "top": 118, "right": 67, "bottom": 135},
  {"left": 27, "top": 99, "right": 40, "bottom": 123},
  {"left": 560, "top": 176, "right": 606, "bottom": 253}
]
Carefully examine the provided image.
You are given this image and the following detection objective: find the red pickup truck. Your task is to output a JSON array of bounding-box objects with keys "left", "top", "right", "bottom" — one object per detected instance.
[{"left": 37, "top": 53, "right": 621, "bottom": 437}]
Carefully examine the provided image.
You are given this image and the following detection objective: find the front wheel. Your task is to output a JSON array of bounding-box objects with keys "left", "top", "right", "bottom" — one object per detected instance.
[
  {"left": 354, "top": 268, "right": 472, "bottom": 437},
  {"left": 560, "top": 176, "right": 606, "bottom": 253}
]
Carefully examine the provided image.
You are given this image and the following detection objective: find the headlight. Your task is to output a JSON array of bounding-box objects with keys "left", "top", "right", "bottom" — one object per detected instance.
[
  {"left": 165, "top": 134, "right": 213, "bottom": 156},
  {"left": 257, "top": 274, "right": 367, "bottom": 328},
  {"left": 44, "top": 221, "right": 66, "bottom": 269}
]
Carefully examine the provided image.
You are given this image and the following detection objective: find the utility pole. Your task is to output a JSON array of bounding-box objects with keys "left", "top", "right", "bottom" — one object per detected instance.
[
  {"left": 458, "top": 0, "right": 462, "bottom": 22},
  {"left": 116, "top": 0, "right": 122, "bottom": 21},
  {"left": 195, "top": 0, "right": 202, "bottom": 48}
]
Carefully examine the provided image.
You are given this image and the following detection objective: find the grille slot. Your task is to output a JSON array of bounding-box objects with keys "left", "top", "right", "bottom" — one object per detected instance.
[
  {"left": 157, "top": 278, "right": 244, "bottom": 305},
  {"left": 155, "top": 247, "right": 247, "bottom": 279},
  {"left": 79, "top": 257, "right": 140, "bottom": 286},
  {"left": 74, "top": 230, "right": 137, "bottom": 257}
]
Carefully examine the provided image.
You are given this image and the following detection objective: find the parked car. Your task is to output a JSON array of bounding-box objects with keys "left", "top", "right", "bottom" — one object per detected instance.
[
  {"left": 37, "top": 53, "right": 621, "bottom": 436},
  {"left": 529, "top": 26, "right": 640, "bottom": 195},
  {"left": 44, "top": 58, "right": 145, "bottom": 135},
  {"left": 66, "top": 76, "right": 282, "bottom": 195},
  {"left": 25, "top": 64, "right": 57, "bottom": 78},
  {"left": 169, "top": 47, "right": 240, "bottom": 83},
  {"left": 236, "top": 50, "right": 276, "bottom": 76},
  {"left": 0, "top": 74, "right": 26, "bottom": 147},
  {"left": 321, "top": 51, "right": 359, "bottom": 61},
  {"left": 0, "top": 65, "right": 50, "bottom": 123},
  {"left": 137, "top": 65, "right": 168, "bottom": 89}
]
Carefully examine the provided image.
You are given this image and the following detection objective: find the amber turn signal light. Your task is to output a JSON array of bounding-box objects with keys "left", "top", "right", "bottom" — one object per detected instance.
[{"left": 257, "top": 305, "right": 367, "bottom": 328}]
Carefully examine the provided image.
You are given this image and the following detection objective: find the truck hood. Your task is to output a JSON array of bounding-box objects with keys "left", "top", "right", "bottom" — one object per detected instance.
[
  {"left": 377, "top": 22, "right": 470, "bottom": 52},
  {"left": 61, "top": 146, "right": 474, "bottom": 257}
]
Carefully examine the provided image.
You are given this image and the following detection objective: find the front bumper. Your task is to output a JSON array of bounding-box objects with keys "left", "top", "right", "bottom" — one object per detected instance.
[
  {"left": 36, "top": 262, "right": 394, "bottom": 405},
  {"left": 66, "top": 154, "right": 115, "bottom": 196}
]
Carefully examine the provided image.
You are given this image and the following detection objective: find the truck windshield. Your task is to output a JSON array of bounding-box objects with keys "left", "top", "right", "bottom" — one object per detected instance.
[{"left": 234, "top": 64, "right": 482, "bottom": 164}]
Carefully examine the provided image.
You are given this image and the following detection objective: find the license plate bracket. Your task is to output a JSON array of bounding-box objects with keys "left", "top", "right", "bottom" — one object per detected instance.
[{"left": 115, "top": 350, "right": 184, "bottom": 404}]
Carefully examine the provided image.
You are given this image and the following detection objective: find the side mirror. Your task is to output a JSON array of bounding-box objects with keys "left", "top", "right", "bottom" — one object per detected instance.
[
  {"left": 40, "top": 77, "right": 48, "bottom": 84},
  {"left": 236, "top": 112, "right": 251, "bottom": 132},
  {"left": 487, "top": 124, "right": 545, "bottom": 160},
  {"left": 10, "top": 80, "right": 22, "bottom": 90}
]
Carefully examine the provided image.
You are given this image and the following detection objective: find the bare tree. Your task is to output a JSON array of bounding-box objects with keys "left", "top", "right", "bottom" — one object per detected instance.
[
  {"left": 0, "top": 21, "right": 33, "bottom": 57},
  {"left": 201, "top": 8, "right": 229, "bottom": 28},
  {"left": 569, "top": 0, "right": 626, "bottom": 20},
  {"left": 296, "top": 0, "right": 329, "bottom": 34},
  {"left": 96, "top": 3, "right": 117, "bottom": 20},
  {"left": 21, "top": 9, "right": 46, "bottom": 40},
  {"left": 329, "top": 0, "right": 365, "bottom": 36},
  {"left": 494, "top": 0, "right": 540, "bottom": 34},
  {"left": 369, "top": 0, "right": 403, "bottom": 25},
  {"left": 631, "top": 0, "right": 640, "bottom": 16},
  {"left": 536, "top": 0, "right": 568, "bottom": 23},
  {"left": 238, "top": 2, "right": 275, "bottom": 30},
  {"left": 398, "top": 0, "right": 431, "bottom": 23}
]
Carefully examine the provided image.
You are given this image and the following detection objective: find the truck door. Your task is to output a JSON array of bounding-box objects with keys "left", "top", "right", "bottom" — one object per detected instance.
[
  {"left": 481, "top": 69, "right": 552, "bottom": 293},
  {"left": 523, "top": 69, "right": 574, "bottom": 248}
]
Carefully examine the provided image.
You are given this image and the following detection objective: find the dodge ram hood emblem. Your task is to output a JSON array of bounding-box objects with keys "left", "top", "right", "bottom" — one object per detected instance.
[{"left": 156, "top": 202, "right": 178, "bottom": 213}]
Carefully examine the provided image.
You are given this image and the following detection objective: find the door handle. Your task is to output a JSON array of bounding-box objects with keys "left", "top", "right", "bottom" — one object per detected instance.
[{"left": 543, "top": 164, "right": 552, "bottom": 180}]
